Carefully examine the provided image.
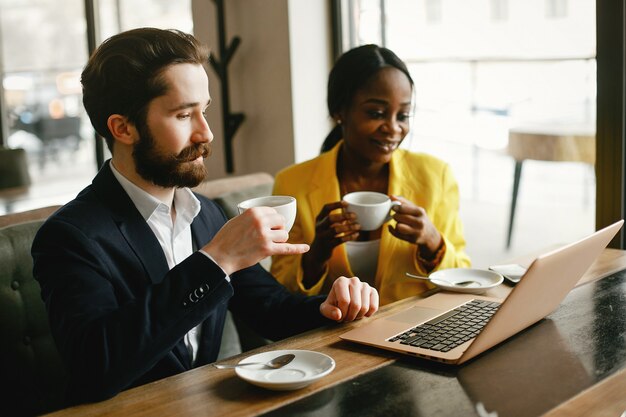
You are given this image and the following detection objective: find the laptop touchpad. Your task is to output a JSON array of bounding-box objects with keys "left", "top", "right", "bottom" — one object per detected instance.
[{"left": 388, "top": 306, "right": 443, "bottom": 324}]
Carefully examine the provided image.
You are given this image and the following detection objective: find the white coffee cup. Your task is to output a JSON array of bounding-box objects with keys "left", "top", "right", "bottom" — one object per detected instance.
[
  {"left": 343, "top": 191, "right": 401, "bottom": 231},
  {"left": 237, "top": 195, "right": 297, "bottom": 232}
]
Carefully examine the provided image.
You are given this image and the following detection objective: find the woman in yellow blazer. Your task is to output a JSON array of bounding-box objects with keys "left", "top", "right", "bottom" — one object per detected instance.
[{"left": 271, "top": 45, "right": 470, "bottom": 305}]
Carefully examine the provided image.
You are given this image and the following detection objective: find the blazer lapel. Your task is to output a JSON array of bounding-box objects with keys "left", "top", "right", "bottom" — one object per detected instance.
[
  {"left": 388, "top": 150, "right": 422, "bottom": 203},
  {"left": 118, "top": 220, "right": 169, "bottom": 284},
  {"left": 307, "top": 142, "right": 342, "bottom": 216},
  {"left": 92, "top": 161, "right": 170, "bottom": 284}
]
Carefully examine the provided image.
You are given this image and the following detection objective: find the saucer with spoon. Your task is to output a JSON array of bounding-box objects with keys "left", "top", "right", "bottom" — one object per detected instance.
[
  {"left": 221, "top": 349, "right": 335, "bottom": 390},
  {"left": 406, "top": 268, "right": 504, "bottom": 294}
]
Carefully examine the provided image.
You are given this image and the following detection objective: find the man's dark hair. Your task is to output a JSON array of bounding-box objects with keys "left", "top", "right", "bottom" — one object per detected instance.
[{"left": 81, "top": 28, "right": 209, "bottom": 152}]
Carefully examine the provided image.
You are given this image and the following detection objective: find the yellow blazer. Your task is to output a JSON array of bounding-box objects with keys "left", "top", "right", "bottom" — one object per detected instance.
[{"left": 271, "top": 141, "right": 471, "bottom": 305}]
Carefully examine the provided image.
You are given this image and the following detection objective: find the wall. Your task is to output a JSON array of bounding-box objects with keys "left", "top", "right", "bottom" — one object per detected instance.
[
  {"left": 288, "top": 1, "right": 334, "bottom": 163},
  {"left": 192, "top": 0, "right": 332, "bottom": 180}
]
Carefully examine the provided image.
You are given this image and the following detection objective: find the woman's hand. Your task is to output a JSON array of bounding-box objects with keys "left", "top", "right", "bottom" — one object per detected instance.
[
  {"left": 301, "top": 201, "right": 360, "bottom": 288},
  {"left": 387, "top": 195, "right": 443, "bottom": 257}
]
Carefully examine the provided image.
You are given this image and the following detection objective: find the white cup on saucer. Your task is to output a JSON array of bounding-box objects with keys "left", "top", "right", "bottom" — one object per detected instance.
[
  {"left": 237, "top": 195, "right": 297, "bottom": 232},
  {"left": 343, "top": 191, "right": 401, "bottom": 231}
]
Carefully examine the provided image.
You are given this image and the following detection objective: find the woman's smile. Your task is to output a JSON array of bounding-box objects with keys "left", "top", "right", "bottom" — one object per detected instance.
[{"left": 370, "top": 138, "right": 400, "bottom": 154}]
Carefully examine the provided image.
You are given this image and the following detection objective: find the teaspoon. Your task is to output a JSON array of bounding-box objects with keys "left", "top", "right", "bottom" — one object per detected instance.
[
  {"left": 405, "top": 272, "right": 480, "bottom": 287},
  {"left": 213, "top": 353, "right": 295, "bottom": 369}
]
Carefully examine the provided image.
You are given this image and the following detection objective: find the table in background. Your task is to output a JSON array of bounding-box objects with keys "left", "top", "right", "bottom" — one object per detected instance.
[
  {"left": 46, "top": 249, "right": 626, "bottom": 417},
  {"left": 506, "top": 126, "right": 595, "bottom": 248}
]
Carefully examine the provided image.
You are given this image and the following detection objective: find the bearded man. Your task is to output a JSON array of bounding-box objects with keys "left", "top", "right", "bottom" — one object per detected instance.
[{"left": 32, "top": 28, "right": 378, "bottom": 407}]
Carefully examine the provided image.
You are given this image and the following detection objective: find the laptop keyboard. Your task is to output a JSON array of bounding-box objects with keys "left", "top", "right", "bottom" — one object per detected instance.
[{"left": 388, "top": 299, "right": 501, "bottom": 352}]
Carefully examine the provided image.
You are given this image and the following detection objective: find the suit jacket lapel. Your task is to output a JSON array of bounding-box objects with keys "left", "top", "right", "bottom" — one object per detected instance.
[
  {"left": 307, "top": 142, "right": 342, "bottom": 216},
  {"left": 388, "top": 149, "right": 422, "bottom": 203},
  {"left": 92, "top": 161, "right": 170, "bottom": 284}
]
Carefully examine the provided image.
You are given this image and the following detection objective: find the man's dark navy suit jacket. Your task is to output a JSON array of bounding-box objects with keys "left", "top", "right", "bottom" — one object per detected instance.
[{"left": 32, "top": 161, "right": 327, "bottom": 405}]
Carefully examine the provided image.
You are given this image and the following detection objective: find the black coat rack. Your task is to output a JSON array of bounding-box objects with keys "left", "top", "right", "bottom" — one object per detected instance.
[{"left": 208, "top": 0, "right": 245, "bottom": 173}]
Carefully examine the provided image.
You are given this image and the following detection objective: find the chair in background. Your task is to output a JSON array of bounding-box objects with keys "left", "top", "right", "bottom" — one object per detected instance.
[
  {"left": 0, "top": 147, "right": 31, "bottom": 189},
  {"left": 0, "top": 206, "right": 68, "bottom": 416},
  {"left": 193, "top": 172, "right": 273, "bottom": 200},
  {"left": 0, "top": 147, "right": 33, "bottom": 214}
]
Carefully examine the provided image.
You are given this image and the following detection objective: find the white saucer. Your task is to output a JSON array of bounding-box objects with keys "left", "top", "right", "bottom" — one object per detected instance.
[
  {"left": 429, "top": 268, "right": 504, "bottom": 294},
  {"left": 235, "top": 349, "right": 335, "bottom": 391}
]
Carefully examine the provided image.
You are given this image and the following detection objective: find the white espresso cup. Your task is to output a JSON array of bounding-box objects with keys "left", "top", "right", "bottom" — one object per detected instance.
[
  {"left": 343, "top": 191, "right": 401, "bottom": 231},
  {"left": 237, "top": 195, "right": 297, "bottom": 232}
]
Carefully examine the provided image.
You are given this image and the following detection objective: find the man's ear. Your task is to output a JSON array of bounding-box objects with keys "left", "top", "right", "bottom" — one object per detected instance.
[{"left": 107, "top": 114, "right": 138, "bottom": 145}]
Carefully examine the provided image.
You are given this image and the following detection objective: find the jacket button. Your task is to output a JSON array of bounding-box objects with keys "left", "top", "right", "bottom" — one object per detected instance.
[{"left": 11, "top": 280, "right": 20, "bottom": 290}]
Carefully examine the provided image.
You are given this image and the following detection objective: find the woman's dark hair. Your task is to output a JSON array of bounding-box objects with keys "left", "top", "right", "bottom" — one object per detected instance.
[
  {"left": 321, "top": 44, "right": 414, "bottom": 153},
  {"left": 81, "top": 28, "right": 209, "bottom": 152}
]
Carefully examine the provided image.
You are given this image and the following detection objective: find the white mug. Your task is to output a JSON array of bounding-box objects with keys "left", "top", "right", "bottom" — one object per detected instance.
[
  {"left": 237, "top": 195, "right": 297, "bottom": 232},
  {"left": 343, "top": 191, "right": 401, "bottom": 231}
]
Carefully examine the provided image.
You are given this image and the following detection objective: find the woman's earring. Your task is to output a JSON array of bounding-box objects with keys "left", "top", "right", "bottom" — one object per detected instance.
[{"left": 336, "top": 119, "right": 342, "bottom": 125}]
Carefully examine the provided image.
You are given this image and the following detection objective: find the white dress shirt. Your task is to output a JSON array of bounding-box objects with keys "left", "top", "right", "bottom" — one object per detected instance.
[
  {"left": 110, "top": 162, "right": 204, "bottom": 364},
  {"left": 345, "top": 239, "right": 380, "bottom": 287}
]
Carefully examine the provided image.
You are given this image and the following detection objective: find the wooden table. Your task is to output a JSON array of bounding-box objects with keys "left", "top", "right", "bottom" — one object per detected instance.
[{"left": 46, "top": 249, "right": 626, "bottom": 417}]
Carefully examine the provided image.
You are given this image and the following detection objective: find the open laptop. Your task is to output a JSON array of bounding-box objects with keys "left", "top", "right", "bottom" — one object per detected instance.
[{"left": 340, "top": 220, "right": 623, "bottom": 365}]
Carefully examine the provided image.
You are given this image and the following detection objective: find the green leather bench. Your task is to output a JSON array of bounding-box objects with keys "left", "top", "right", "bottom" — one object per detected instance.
[{"left": 0, "top": 218, "right": 68, "bottom": 416}]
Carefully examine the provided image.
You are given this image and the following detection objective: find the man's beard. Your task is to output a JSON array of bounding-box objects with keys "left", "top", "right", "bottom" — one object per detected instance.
[{"left": 133, "top": 123, "right": 211, "bottom": 188}]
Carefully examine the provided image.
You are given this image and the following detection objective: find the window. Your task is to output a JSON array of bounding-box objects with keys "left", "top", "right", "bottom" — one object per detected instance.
[
  {"left": 0, "top": 0, "right": 192, "bottom": 214},
  {"left": 0, "top": 0, "right": 93, "bottom": 213},
  {"left": 98, "top": 0, "right": 193, "bottom": 39},
  {"left": 334, "top": 0, "right": 597, "bottom": 266}
]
